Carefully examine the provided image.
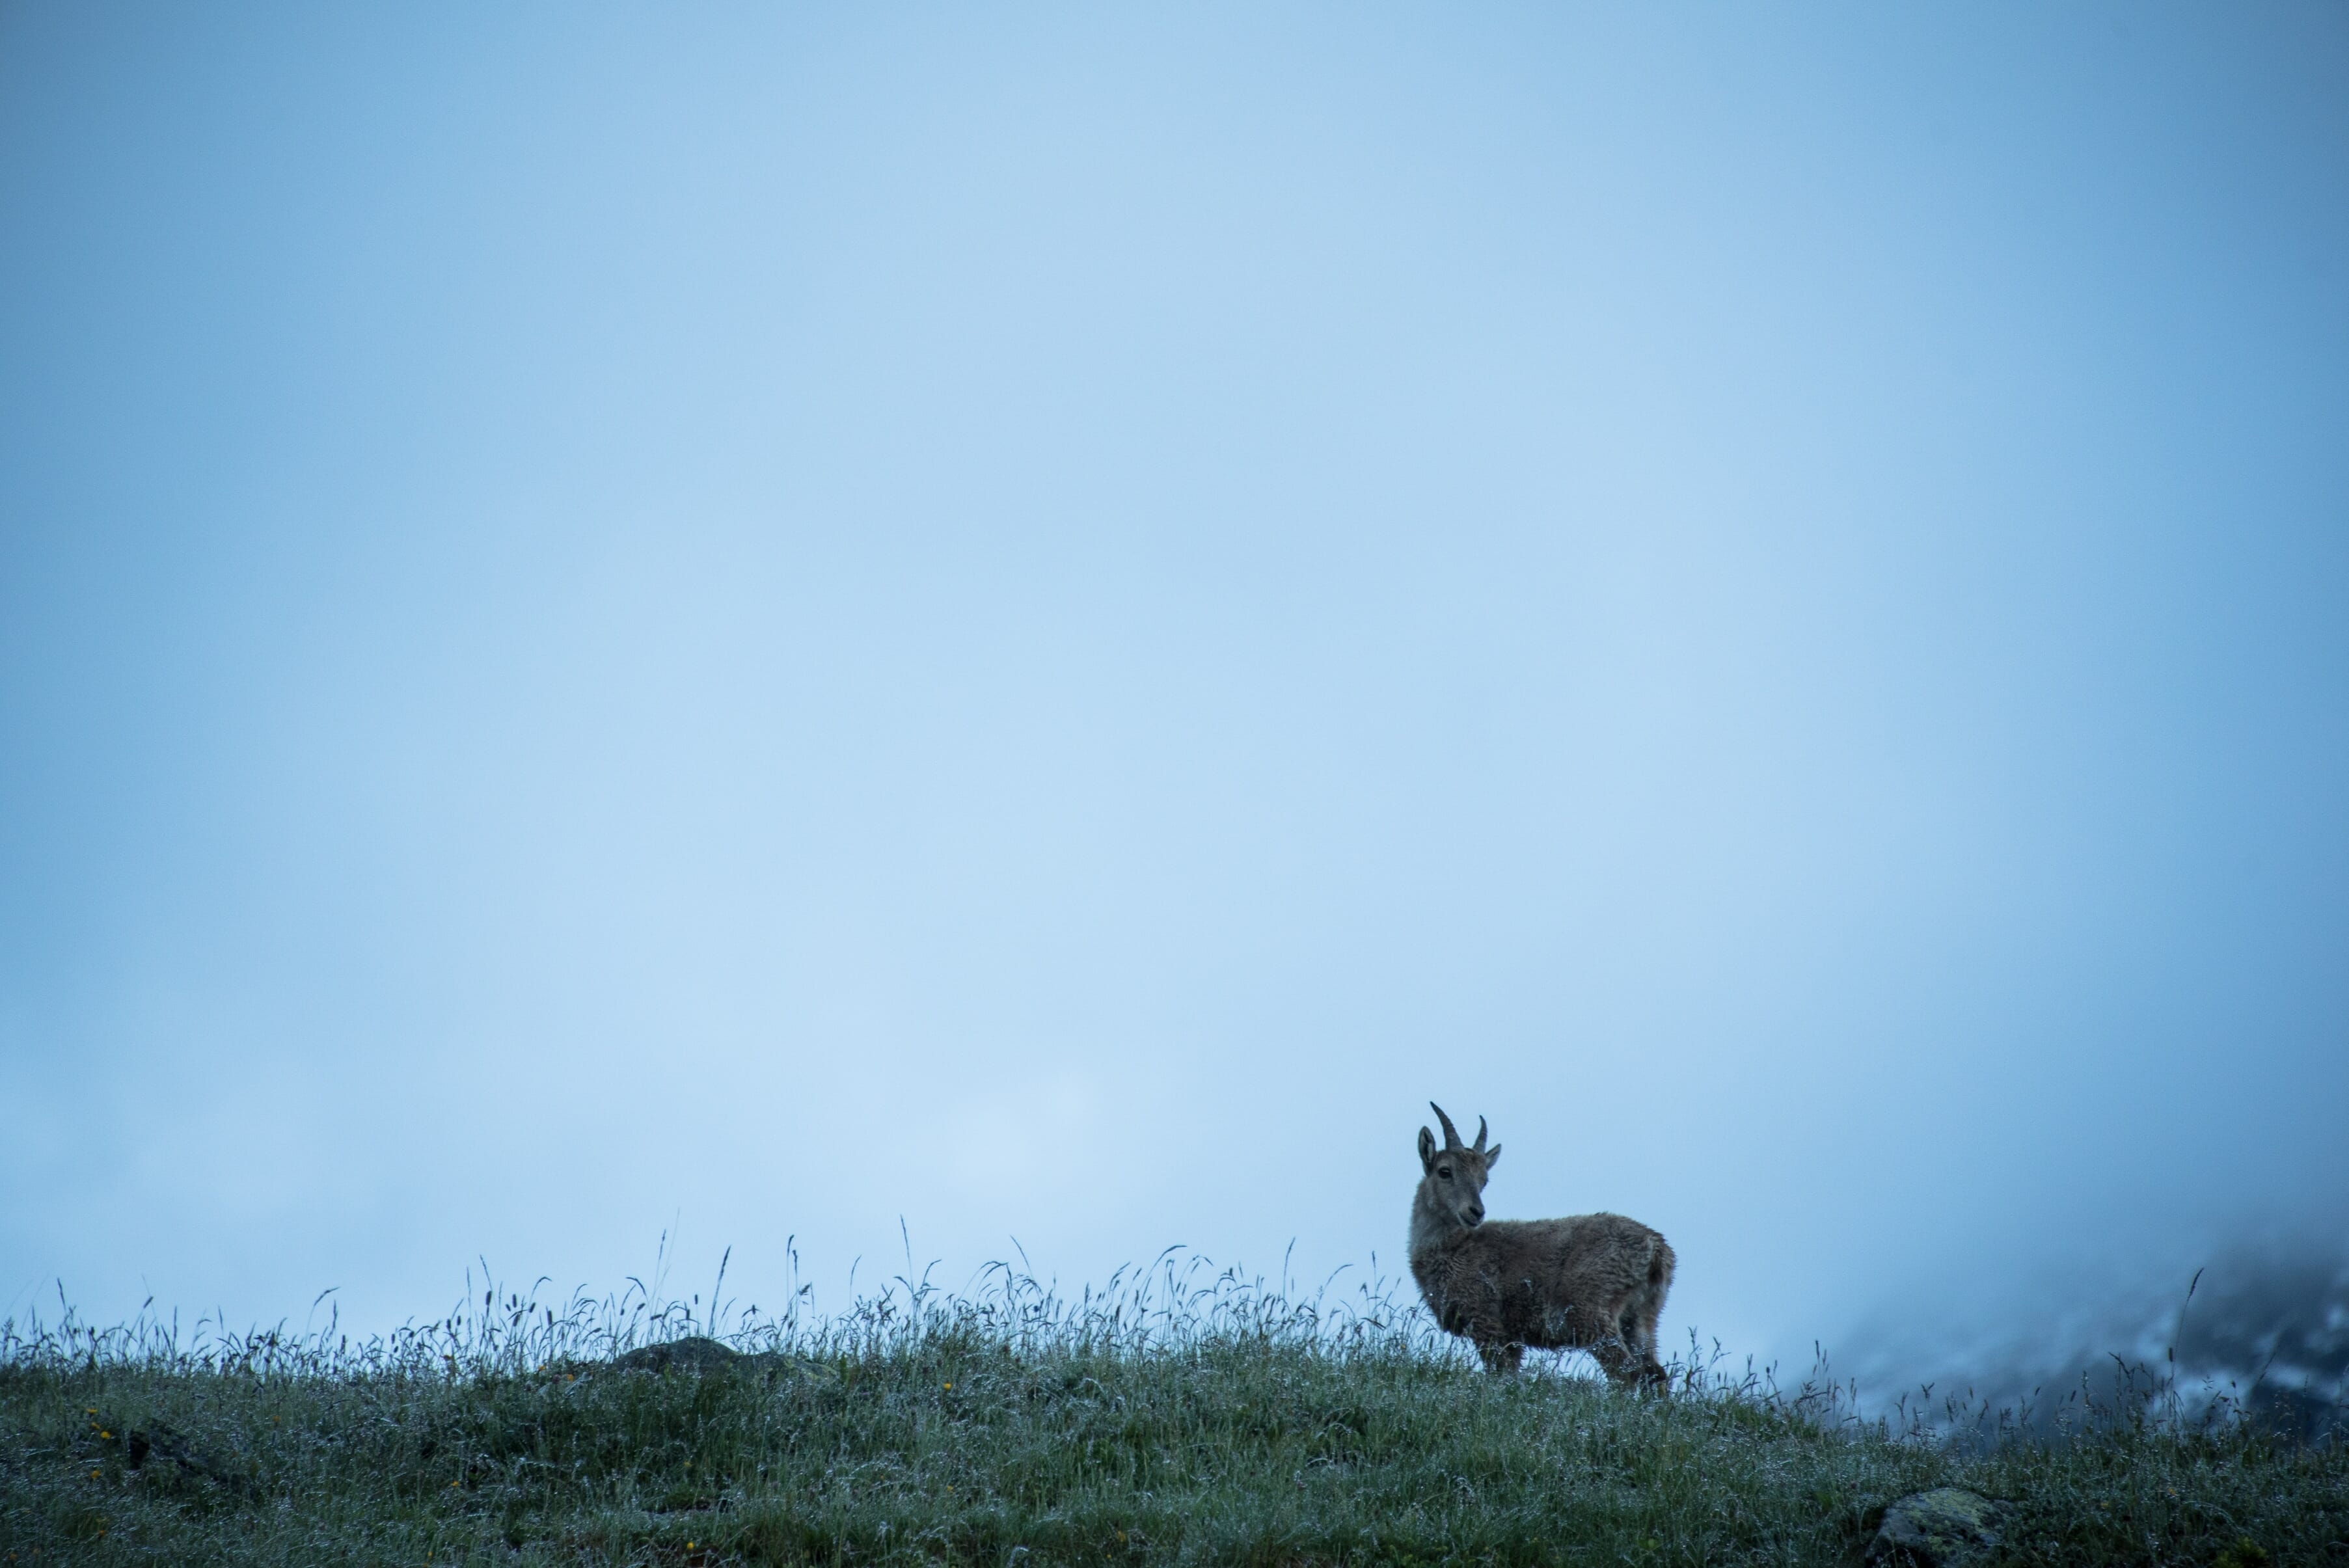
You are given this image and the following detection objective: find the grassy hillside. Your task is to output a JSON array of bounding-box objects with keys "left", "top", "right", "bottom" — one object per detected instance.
[{"left": 4, "top": 1264, "right": 2343, "bottom": 1565}]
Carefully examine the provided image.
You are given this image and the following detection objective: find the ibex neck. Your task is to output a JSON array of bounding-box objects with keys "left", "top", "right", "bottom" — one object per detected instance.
[{"left": 1407, "top": 1186, "right": 1470, "bottom": 1266}]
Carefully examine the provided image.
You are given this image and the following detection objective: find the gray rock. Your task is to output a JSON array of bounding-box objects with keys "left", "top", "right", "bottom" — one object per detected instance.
[
  {"left": 608, "top": 1336, "right": 835, "bottom": 1381},
  {"left": 1868, "top": 1487, "right": 2002, "bottom": 1567},
  {"left": 611, "top": 1336, "right": 748, "bottom": 1373}
]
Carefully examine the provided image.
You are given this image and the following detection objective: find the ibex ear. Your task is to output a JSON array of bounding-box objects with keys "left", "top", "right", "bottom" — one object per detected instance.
[
  {"left": 1417, "top": 1126, "right": 1437, "bottom": 1172},
  {"left": 1483, "top": 1142, "right": 1502, "bottom": 1169}
]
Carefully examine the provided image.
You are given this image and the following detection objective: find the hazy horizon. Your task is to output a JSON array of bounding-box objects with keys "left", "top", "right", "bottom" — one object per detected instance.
[{"left": 5, "top": 3, "right": 2346, "bottom": 1389}]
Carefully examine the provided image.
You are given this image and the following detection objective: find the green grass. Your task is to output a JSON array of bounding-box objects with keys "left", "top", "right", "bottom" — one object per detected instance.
[{"left": 3, "top": 1258, "right": 2343, "bottom": 1565}]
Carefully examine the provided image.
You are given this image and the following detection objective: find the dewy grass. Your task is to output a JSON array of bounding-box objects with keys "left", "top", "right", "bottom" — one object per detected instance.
[{"left": 3, "top": 1253, "right": 2344, "bottom": 1565}]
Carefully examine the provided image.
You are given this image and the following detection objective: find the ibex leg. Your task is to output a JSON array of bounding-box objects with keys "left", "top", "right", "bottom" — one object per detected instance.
[{"left": 1476, "top": 1340, "right": 1524, "bottom": 1375}]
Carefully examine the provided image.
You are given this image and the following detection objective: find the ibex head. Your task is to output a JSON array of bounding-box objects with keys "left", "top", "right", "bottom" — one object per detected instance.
[{"left": 1415, "top": 1102, "right": 1502, "bottom": 1230}]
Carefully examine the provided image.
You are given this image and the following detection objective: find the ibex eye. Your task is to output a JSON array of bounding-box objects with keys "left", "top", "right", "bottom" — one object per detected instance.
[{"left": 1438, "top": 1168, "right": 1452, "bottom": 1180}]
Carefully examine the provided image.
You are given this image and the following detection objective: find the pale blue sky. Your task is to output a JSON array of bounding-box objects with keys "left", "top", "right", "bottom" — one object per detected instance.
[{"left": 3, "top": 3, "right": 2345, "bottom": 1369}]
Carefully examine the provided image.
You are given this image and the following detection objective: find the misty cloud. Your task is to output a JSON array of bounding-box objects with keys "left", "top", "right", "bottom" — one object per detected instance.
[{"left": 2, "top": 5, "right": 2345, "bottom": 1381}]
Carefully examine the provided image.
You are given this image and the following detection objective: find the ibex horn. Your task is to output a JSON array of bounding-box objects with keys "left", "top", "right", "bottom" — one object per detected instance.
[
  {"left": 1474, "top": 1116, "right": 1488, "bottom": 1152},
  {"left": 1430, "top": 1102, "right": 1463, "bottom": 1150}
]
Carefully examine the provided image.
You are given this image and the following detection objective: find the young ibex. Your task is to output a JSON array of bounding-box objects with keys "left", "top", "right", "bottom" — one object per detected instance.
[{"left": 1409, "top": 1103, "right": 1675, "bottom": 1390}]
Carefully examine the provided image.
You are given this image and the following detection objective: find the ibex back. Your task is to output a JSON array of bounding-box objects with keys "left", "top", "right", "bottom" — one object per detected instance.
[{"left": 1407, "top": 1103, "right": 1674, "bottom": 1390}]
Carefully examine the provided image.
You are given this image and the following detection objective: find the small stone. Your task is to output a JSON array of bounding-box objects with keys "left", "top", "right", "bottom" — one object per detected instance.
[
  {"left": 605, "top": 1336, "right": 835, "bottom": 1382},
  {"left": 612, "top": 1336, "right": 743, "bottom": 1373},
  {"left": 1867, "top": 1487, "right": 2002, "bottom": 1567}
]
